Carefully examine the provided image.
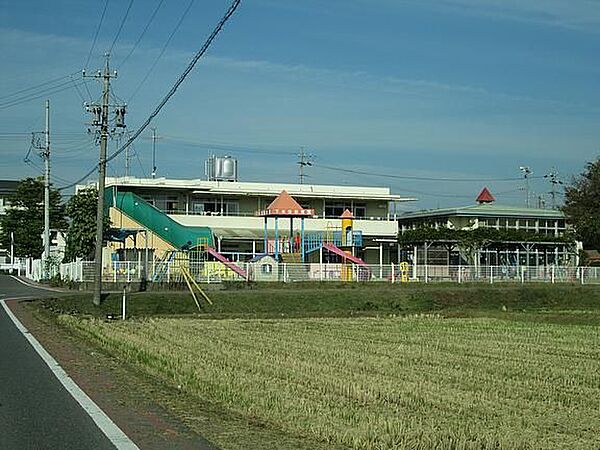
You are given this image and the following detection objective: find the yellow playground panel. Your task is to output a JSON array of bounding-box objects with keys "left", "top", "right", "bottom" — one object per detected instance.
[
  {"left": 203, "top": 261, "right": 240, "bottom": 280},
  {"left": 400, "top": 262, "right": 410, "bottom": 283}
]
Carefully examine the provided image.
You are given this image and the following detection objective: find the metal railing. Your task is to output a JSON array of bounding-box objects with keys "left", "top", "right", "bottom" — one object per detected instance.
[{"left": 54, "top": 260, "right": 600, "bottom": 285}]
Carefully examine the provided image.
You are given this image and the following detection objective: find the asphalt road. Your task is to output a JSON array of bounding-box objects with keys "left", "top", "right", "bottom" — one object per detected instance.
[{"left": 0, "top": 275, "right": 117, "bottom": 450}]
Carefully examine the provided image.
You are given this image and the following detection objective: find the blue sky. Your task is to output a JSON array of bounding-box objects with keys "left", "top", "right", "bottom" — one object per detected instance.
[{"left": 1, "top": 0, "right": 599, "bottom": 209}]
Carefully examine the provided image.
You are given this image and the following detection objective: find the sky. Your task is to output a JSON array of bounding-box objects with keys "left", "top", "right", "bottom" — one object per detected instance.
[{"left": 0, "top": 0, "right": 599, "bottom": 210}]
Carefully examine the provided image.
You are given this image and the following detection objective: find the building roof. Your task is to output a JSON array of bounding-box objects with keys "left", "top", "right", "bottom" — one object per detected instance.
[
  {"left": 399, "top": 203, "right": 565, "bottom": 220},
  {"left": 257, "top": 190, "right": 315, "bottom": 217},
  {"left": 98, "top": 176, "right": 413, "bottom": 202},
  {"left": 0, "top": 180, "right": 19, "bottom": 196},
  {"left": 476, "top": 187, "right": 495, "bottom": 204}
]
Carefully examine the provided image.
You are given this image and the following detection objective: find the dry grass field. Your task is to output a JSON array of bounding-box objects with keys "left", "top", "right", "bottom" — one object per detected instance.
[{"left": 59, "top": 314, "right": 600, "bottom": 449}]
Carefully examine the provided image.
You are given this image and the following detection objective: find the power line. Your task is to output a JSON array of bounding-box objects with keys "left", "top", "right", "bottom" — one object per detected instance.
[
  {"left": 158, "top": 135, "right": 297, "bottom": 156},
  {"left": 0, "top": 72, "right": 79, "bottom": 101},
  {"left": 59, "top": 0, "right": 242, "bottom": 191},
  {"left": 85, "top": 0, "right": 110, "bottom": 69},
  {"left": 118, "top": 0, "right": 165, "bottom": 68},
  {"left": 0, "top": 80, "right": 86, "bottom": 110},
  {"left": 312, "top": 162, "right": 542, "bottom": 183},
  {"left": 127, "top": 0, "right": 196, "bottom": 103},
  {"left": 109, "top": 0, "right": 134, "bottom": 55}
]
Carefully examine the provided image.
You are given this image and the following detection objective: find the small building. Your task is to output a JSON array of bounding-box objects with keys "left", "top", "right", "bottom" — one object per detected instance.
[
  {"left": 398, "top": 188, "right": 576, "bottom": 267},
  {"left": 248, "top": 254, "right": 279, "bottom": 282}
]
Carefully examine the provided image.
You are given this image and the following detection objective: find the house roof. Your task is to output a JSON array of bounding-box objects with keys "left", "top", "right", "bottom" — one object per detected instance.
[
  {"left": 476, "top": 187, "right": 495, "bottom": 204},
  {"left": 399, "top": 203, "right": 565, "bottom": 221},
  {"left": 340, "top": 209, "right": 354, "bottom": 219},
  {"left": 257, "top": 190, "right": 316, "bottom": 217},
  {"left": 0, "top": 180, "right": 19, "bottom": 196}
]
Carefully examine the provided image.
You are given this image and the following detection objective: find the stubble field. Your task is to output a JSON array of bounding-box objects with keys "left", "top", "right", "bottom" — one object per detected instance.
[{"left": 59, "top": 313, "right": 600, "bottom": 449}]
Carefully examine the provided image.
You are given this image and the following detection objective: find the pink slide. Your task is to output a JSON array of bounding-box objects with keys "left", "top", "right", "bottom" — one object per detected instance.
[
  {"left": 322, "top": 243, "right": 369, "bottom": 266},
  {"left": 207, "top": 247, "right": 248, "bottom": 279}
]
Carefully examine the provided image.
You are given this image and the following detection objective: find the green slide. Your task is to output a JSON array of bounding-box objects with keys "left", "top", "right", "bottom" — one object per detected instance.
[{"left": 106, "top": 187, "right": 214, "bottom": 249}]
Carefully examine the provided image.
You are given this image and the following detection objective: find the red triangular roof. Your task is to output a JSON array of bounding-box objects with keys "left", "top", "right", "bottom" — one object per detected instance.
[
  {"left": 340, "top": 209, "right": 354, "bottom": 219},
  {"left": 257, "top": 190, "right": 315, "bottom": 217},
  {"left": 267, "top": 190, "right": 303, "bottom": 211},
  {"left": 476, "top": 187, "right": 495, "bottom": 204}
]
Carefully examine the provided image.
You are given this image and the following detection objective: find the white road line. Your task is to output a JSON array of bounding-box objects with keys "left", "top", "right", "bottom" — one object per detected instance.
[{"left": 0, "top": 299, "right": 140, "bottom": 450}]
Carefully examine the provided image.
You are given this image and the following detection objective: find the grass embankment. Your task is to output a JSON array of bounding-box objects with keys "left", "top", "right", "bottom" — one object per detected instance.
[
  {"left": 36, "top": 284, "right": 600, "bottom": 449},
  {"left": 40, "top": 283, "right": 600, "bottom": 324}
]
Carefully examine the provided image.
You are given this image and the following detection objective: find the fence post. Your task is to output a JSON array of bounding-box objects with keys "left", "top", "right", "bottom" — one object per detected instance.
[
  {"left": 122, "top": 285, "right": 127, "bottom": 320},
  {"left": 490, "top": 266, "right": 493, "bottom": 284},
  {"left": 391, "top": 263, "right": 395, "bottom": 284},
  {"left": 520, "top": 266, "right": 525, "bottom": 284},
  {"left": 551, "top": 265, "right": 555, "bottom": 284},
  {"left": 424, "top": 264, "right": 428, "bottom": 284},
  {"left": 458, "top": 266, "right": 462, "bottom": 284},
  {"left": 581, "top": 267, "right": 585, "bottom": 285}
]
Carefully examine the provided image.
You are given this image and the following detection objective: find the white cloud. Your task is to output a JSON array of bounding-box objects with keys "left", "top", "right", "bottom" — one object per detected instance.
[{"left": 398, "top": 0, "right": 600, "bottom": 32}]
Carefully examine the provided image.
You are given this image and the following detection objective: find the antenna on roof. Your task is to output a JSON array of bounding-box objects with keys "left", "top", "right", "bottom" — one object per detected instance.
[
  {"left": 519, "top": 166, "right": 532, "bottom": 208},
  {"left": 297, "top": 147, "right": 314, "bottom": 184}
]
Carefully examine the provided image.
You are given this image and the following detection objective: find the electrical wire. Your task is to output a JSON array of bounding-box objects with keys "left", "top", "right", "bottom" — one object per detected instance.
[
  {"left": 58, "top": 0, "right": 242, "bottom": 191},
  {"left": 127, "top": 0, "right": 195, "bottom": 103},
  {"left": 109, "top": 0, "right": 134, "bottom": 55},
  {"left": 134, "top": 147, "right": 148, "bottom": 178},
  {"left": 312, "top": 162, "right": 543, "bottom": 183},
  {"left": 0, "top": 77, "right": 82, "bottom": 106},
  {"left": 0, "top": 80, "right": 86, "bottom": 110},
  {"left": 118, "top": 0, "right": 165, "bottom": 69},
  {"left": 85, "top": 0, "right": 110, "bottom": 69},
  {"left": 158, "top": 135, "right": 297, "bottom": 156},
  {"left": 69, "top": 74, "right": 87, "bottom": 104},
  {"left": 0, "top": 72, "right": 80, "bottom": 102}
]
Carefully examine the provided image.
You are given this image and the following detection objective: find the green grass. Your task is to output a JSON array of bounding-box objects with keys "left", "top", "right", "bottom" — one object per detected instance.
[
  {"left": 59, "top": 315, "right": 600, "bottom": 449},
  {"left": 40, "top": 283, "right": 600, "bottom": 324}
]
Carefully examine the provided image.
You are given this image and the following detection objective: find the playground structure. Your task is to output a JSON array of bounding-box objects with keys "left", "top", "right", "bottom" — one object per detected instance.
[{"left": 105, "top": 187, "right": 373, "bottom": 283}]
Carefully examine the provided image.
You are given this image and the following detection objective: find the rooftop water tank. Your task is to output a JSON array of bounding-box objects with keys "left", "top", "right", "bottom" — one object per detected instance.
[{"left": 205, "top": 155, "right": 238, "bottom": 181}]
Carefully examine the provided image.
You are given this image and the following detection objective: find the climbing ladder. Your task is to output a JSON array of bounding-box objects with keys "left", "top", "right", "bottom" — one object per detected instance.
[{"left": 152, "top": 250, "right": 177, "bottom": 282}]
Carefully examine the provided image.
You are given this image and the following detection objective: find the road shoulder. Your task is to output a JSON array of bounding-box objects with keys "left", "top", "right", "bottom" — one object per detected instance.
[{"left": 7, "top": 298, "right": 217, "bottom": 450}]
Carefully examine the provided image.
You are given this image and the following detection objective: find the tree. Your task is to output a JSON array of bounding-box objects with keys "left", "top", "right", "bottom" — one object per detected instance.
[
  {"left": 0, "top": 177, "right": 67, "bottom": 258},
  {"left": 63, "top": 188, "right": 111, "bottom": 262},
  {"left": 562, "top": 158, "right": 600, "bottom": 251}
]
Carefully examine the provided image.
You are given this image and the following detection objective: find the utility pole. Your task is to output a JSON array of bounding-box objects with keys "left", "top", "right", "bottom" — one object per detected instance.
[
  {"left": 519, "top": 166, "right": 532, "bottom": 208},
  {"left": 544, "top": 168, "right": 563, "bottom": 209},
  {"left": 84, "top": 54, "right": 125, "bottom": 306},
  {"left": 297, "top": 147, "right": 313, "bottom": 184},
  {"left": 151, "top": 127, "right": 157, "bottom": 178},
  {"left": 43, "top": 100, "right": 51, "bottom": 278},
  {"left": 10, "top": 231, "right": 14, "bottom": 271},
  {"left": 30, "top": 101, "right": 51, "bottom": 278},
  {"left": 120, "top": 135, "right": 129, "bottom": 177}
]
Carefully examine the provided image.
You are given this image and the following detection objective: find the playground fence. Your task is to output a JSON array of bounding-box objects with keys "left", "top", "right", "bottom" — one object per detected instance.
[{"left": 53, "top": 260, "right": 600, "bottom": 285}]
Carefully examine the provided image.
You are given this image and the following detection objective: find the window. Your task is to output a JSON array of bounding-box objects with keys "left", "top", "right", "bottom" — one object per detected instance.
[
  {"left": 261, "top": 263, "right": 273, "bottom": 274},
  {"left": 354, "top": 203, "right": 366, "bottom": 218},
  {"left": 225, "top": 201, "right": 239, "bottom": 215},
  {"left": 166, "top": 196, "right": 179, "bottom": 212},
  {"left": 325, "top": 201, "right": 350, "bottom": 218}
]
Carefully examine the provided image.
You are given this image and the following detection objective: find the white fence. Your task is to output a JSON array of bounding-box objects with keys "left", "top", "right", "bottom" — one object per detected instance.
[{"left": 54, "top": 260, "right": 600, "bottom": 285}]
